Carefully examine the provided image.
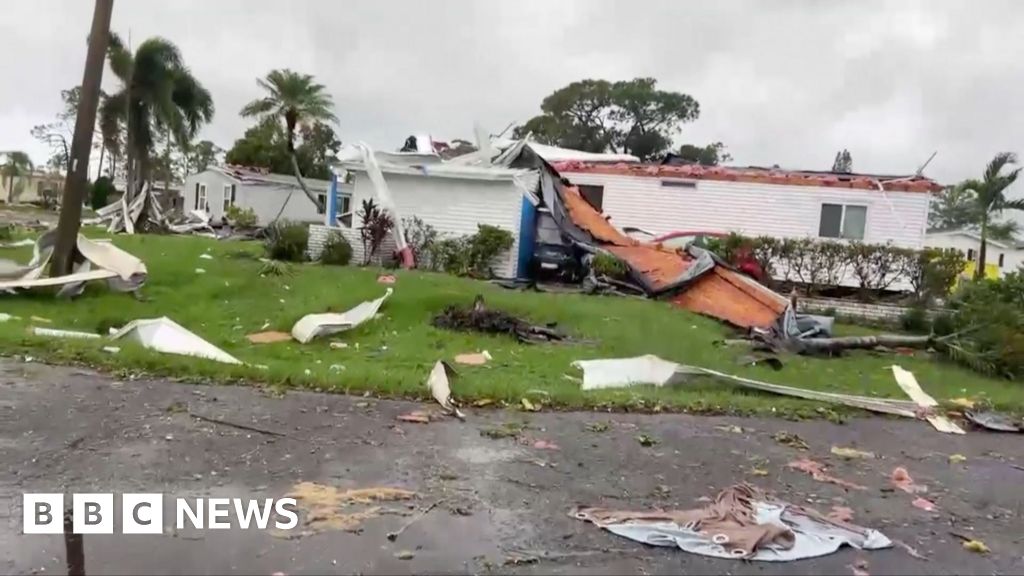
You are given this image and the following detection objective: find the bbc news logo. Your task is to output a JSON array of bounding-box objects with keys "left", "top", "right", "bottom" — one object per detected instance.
[{"left": 23, "top": 494, "right": 298, "bottom": 534}]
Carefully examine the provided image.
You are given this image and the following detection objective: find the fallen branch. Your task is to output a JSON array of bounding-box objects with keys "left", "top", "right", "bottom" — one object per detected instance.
[
  {"left": 794, "top": 334, "right": 934, "bottom": 354},
  {"left": 432, "top": 295, "right": 568, "bottom": 344},
  {"left": 386, "top": 499, "right": 444, "bottom": 542},
  {"left": 188, "top": 412, "right": 287, "bottom": 438}
]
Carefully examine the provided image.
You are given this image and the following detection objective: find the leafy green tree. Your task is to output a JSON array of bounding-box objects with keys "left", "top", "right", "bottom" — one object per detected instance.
[
  {"left": 225, "top": 118, "right": 340, "bottom": 180},
  {"left": 1, "top": 151, "right": 34, "bottom": 203},
  {"left": 240, "top": 69, "right": 337, "bottom": 212},
  {"left": 676, "top": 142, "right": 733, "bottom": 166},
  {"left": 831, "top": 149, "right": 853, "bottom": 173},
  {"left": 955, "top": 152, "right": 1024, "bottom": 279},
  {"left": 99, "top": 33, "right": 214, "bottom": 198},
  {"left": 184, "top": 139, "right": 222, "bottom": 174},
  {"left": 929, "top": 184, "right": 1020, "bottom": 241},
  {"left": 513, "top": 77, "right": 699, "bottom": 161}
]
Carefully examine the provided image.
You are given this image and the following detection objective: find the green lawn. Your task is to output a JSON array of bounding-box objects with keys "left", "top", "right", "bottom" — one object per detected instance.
[{"left": 1, "top": 232, "right": 1020, "bottom": 417}]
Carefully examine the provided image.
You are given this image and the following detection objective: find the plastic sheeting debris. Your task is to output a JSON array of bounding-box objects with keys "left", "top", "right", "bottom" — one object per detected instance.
[
  {"left": 427, "top": 360, "right": 464, "bottom": 419},
  {"left": 573, "top": 484, "right": 890, "bottom": 561},
  {"left": 111, "top": 316, "right": 241, "bottom": 364},
  {"left": 291, "top": 288, "right": 392, "bottom": 344},
  {"left": 30, "top": 327, "right": 101, "bottom": 339},
  {"left": 572, "top": 355, "right": 921, "bottom": 418}
]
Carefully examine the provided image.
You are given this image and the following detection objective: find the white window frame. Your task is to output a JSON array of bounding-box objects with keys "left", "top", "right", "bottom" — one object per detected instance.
[
  {"left": 197, "top": 183, "right": 208, "bottom": 211},
  {"left": 818, "top": 203, "right": 867, "bottom": 240},
  {"left": 222, "top": 184, "right": 232, "bottom": 212}
]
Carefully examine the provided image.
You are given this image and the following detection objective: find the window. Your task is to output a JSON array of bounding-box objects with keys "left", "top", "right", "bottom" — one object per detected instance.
[
  {"left": 338, "top": 194, "right": 353, "bottom": 227},
  {"left": 660, "top": 179, "right": 697, "bottom": 189},
  {"left": 316, "top": 192, "right": 327, "bottom": 215},
  {"left": 967, "top": 248, "right": 975, "bottom": 261},
  {"left": 196, "top": 183, "right": 207, "bottom": 211},
  {"left": 999, "top": 253, "right": 1005, "bottom": 268},
  {"left": 578, "top": 185, "right": 604, "bottom": 211},
  {"left": 222, "top": 184, "right": 232, "bottom": 212},
  {"left": 818, "top": 203, "right": 866, "bottom": 239}
]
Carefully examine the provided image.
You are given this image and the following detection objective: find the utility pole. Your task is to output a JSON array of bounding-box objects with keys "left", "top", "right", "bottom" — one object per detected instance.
[{"left": 50, "top": 0, "right": 114, "bottom": 277}]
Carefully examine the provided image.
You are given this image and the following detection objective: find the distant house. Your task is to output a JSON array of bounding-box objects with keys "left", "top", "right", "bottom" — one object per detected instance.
[
  {"left": 551, "top": 162, "right": 942, "bottom": 250},
  {"left": 924, "top": 229, "right": 1023, "bottom": 279},
  {"left": 180, "top": 166, "right": 350, "bottom": 225},
  {"left": 1, "top": 171, "right": 64, "bottom": 204}
]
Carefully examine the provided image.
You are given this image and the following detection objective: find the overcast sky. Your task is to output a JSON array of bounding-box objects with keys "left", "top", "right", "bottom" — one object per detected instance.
[{"left": 2, "top": 0, "right": 1023, "bottom": 190}]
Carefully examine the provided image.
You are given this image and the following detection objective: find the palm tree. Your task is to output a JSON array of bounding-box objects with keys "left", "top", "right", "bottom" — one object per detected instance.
[
  {"left": 99, "top": 32, "right": 213, "bottom": 199},
  {"left": 241, "top": 69, "right": 337, "bottom": 212},
  {"left": 957, "top": 152, "right": 1024, "bottom": 279},
  {"left": 1, "top": 151, "right": 34, "bottom": 203}
]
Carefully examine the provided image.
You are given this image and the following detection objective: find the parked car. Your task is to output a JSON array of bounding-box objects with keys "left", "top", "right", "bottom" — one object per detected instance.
[
  {"left": 653, "top": 230, "right": 765, "bottom": 281},
  {"left": 532, "top": 208, "right": 581, "bottom": 281}
]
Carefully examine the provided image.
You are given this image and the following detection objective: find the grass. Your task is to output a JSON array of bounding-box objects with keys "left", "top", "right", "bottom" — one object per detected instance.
[{"left": 1, "top": 231, "right": 1021, "bottom": 418}]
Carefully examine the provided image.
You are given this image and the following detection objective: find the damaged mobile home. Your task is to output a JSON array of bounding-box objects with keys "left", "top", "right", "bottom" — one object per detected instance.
[{"left": 312, "top": 134, "right": 792, "bottom": 329}]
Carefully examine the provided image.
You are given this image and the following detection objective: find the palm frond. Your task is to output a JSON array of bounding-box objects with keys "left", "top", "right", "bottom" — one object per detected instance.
[
  {"left": 99, "top": 90, "right": 126, "bottom": 157},
  {"left": 999, "top": 198, "right": 1024, "bottom": 212},
  {"left": 942, "top": 341, "right": 998, "bottom": 376},
  {"left": 241, "top": 97, "right": 278, "bottom": 118},
  {"left": 984, "top": 152, "right": 1018, "bottom": 184},
  {"left": 106, "top": 32, "right": 133, "bottom": 81}
]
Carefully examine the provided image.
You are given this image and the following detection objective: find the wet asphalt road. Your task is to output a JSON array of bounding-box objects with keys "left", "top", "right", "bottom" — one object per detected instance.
[{"left": 1, "top": 359, "right": 1023, "bottom": 575}]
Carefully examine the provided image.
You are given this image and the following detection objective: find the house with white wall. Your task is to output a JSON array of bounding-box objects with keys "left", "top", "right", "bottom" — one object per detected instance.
[
  {"left": 181, "top": 166, "right": 350, "bottom": 225},
  {"left": 310, "top": 152, "right": 539, "bottom": 278},
  {"left": 551, "top": 162, "right": 941, "bottom": 249},
  {"left": 924, "top": 229, "right": 1023, "bottom": 278}
]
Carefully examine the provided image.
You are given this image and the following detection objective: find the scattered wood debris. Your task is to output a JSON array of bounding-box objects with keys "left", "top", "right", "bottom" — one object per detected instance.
[{"left": 432, "top": 295, "right": 568, "bottom": 344}]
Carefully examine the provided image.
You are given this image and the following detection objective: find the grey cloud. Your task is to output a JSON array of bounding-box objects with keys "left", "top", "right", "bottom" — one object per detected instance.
[{"left": 2, "top": 0, "right": 1023, "bottom": 197}]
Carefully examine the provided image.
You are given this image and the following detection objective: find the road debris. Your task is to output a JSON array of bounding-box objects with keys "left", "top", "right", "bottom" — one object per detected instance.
[
  {"left": 454, "top": 350, "right": 492, "bottom": 365},
  {"left": 948, "top": 454, "right": 967, "bottom": 464},
  {"left": 520, "top": 397, "right": 540, "bottom": 412},
  {"left": 433, "top": 295, "right": 567, "bottom": 343},
  {"left": 773, "top": 431, "right": 810, "bottom": 451},
  {"left": 394, "top": 550, "right": 415, "bottom": 560},
  {"left": 788, "top": 458, "right": 867, "bottom": 490},
  {"left": 532, "top": 440, "right": 560, "bottom": 451},
  {"left": 715, "top": 424, "right": 745, "bottom": 434},
  {"left": 891, "top": 366, "right": 964, "bottom": 434},
  {"left": 284, "top": 482, "right": 416, "bottom": 535},
  {"left": 585, "top": 421, "right": 611, "bottom": 433},
  {"left": 964, "top": 410, "right": 1022, "bottom": 432},
  {"left": 427, "top": 360, "right": 464, "bottom": 419},
  {"left": 890, "top": 467, "right": 927, "bottom": 494},
  {"left": 949, "top": 397, "right": 975, "bottom": 410},
  {"left": 572, "top": 483, "right": 890, "bottom": 561},
  {"left": 396, "top": 411, "right": 433, "bottom": 424},
  {"left": 386, "top": 499, "right": 443, "bottom": 542},
  {"left": 893, "top": 539, "right": 928, "bottom": 561},
  {"left": 111, "top": 316, "right": 241, "bottom": 364},
  {"left": 636, "top": 434, "right": 658, "bottom": 447},
  {"left": 291, "top": 288, "right": 393, "bottom": 344},
  {"left": 246, "top": 330, "right": 292, "bottom": 344},
  {"left": 961, "top": 539, "right": 990, "bottom": 554},
  {"left": 828, "top": 506, "right": 855, "bottom": 523},
  {"left": 911, "top": 497, "right": 937, "bottom": 512},
  {"left": 749, "top": 467, "right": 769, "bottom": 477},
  {"left": 189, "top": 411, "right": 287, "bottom": 437},
  {"left": 831, "top": 446, "right": 876, "bottom": 460}
]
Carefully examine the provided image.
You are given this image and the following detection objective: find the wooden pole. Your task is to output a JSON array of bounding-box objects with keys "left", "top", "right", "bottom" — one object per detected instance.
[{"left": 50, "top": 0, "right": 114, "bottom": 277}]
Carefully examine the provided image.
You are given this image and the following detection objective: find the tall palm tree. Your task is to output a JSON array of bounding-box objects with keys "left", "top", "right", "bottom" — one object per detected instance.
[
  {"left": 98, "top": 32, "right": 213, "bottom": 199},
  {"left": 1, "top": 151, "right": 34, "bottom": 203},
  {"left": 241, "top": 69, "right": 337, "bottom": 212},
  {"left": 957, "top": 152, "right": 1024, "bottom": 279}
]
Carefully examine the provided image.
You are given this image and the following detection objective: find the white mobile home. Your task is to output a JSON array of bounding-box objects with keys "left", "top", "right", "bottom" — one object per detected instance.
[
  {"left": 181, "top": 166, "right": 348, "bottom": 225},
  {"left": 924, "top": 229, "right": 1023, "bottom": 278},
  {"left": 552, "top": 163, "right": 940, "bottom": 249}
]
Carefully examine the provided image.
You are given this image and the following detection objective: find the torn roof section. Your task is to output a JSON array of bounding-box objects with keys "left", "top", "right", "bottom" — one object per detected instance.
[
  {"left": 552, "top": 161, "right": 943, "bottom": 193},
  {"left": 213, "top": 165, "right": 333, "bottom": 190}
]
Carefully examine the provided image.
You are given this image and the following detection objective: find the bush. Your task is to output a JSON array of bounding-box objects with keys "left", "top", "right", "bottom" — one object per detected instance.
[
  {"left": 403, "top": 216, "right": 439, "bottom": 269},
  {"left": 944, "top": 271, "right": 1024, "bottom": 377},
  {"left": 90, "top": 177, "right": 116, "bottom": 210},
  {"left": 468, "top": 224, "right": 514, "bottom": 277},
  {"left": 592, "top": 252, "right": 628, "bottom": 278},
  {"left": 319, "top": 231, "right": 353, "bottom": 266},
  {"left": 357, "top": 199, "right": 394, "bottom": 265},
  {"left": 263, "top": 220, "right": 309, "bottom": 262},
  {"left": 433, "top": 236, "right": 472, "bottom": 276},
  {"left": 899, "top": 306, "right": 930, "bottom": 334},
  {"left": 226, "top": 205, "right": 258, "bottom": 228}
]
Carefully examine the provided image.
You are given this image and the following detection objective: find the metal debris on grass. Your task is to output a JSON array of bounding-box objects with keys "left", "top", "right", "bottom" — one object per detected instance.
[{"left": 291, "top": 288, "right": 393, "bottom": 344}]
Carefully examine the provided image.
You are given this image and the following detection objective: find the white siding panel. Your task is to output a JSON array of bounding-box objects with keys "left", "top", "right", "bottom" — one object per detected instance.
[
  {"left": 181, "top": 170, "right": 235, "bottom": 216},
  {"left": 346, "top": 172, "right": 523, "bottom": 278},
  {"left": 561, "top": 172, "right": 930, "bottom": 249},
  {"left": 240, "top": 184, "right": 324, "bottom": 225}
]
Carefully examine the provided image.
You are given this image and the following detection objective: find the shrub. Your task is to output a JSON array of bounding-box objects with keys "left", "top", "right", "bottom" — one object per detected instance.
[
  {"left": 357, "top": 199, "right": 394, "bottom": 265},
  {"left": 90, "top": 177, "right": 115, "bottom": 210},
  {"left": 468, "top": 224, "right": 514, "bottom": 277},
  {"left": 319, "top": 231, "right": 353, "bottom": 266},
  {"left": 899, "top": 306, "right": 930, "bottom": 334},
  {"left": 943, "top": 272, "right": 1024, "bottom": 377},
  {"left": 592, "top": 252, "right": 628, "bottom": 278},
  {"left": 226, "top": 205, "right": 258, "bottom": 228},
  {"left": 403, "top": 216, "right": 439, "bottom": 269},
  {"left": 434, "top": 236, "right": 472, "bottom": 275},
  {"left": 263, "top": 220, "right": 309, "bottom": 262}
]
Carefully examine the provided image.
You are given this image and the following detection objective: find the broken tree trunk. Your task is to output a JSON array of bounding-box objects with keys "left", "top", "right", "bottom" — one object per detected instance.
[{"left": 794, "top": 334, "right": 934, "bottom": 355}]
